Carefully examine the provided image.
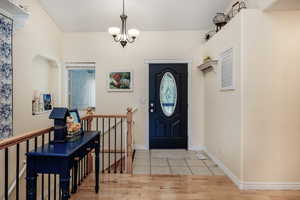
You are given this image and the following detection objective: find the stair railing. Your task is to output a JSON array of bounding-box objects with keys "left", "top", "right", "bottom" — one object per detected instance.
[
  {"left": 0, "top": 127, "right": 58, "bottom": 200},
  {"left": 0, "top": 107, "right": 137, "bottom": 200},
  {"left": 81, "top": 107, "right": 137, "bottom": 174}
]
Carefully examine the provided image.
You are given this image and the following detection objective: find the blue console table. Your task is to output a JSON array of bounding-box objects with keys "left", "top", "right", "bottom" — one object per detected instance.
[{"left": 26, "top": 131, "right": 100, "bottom": 200}]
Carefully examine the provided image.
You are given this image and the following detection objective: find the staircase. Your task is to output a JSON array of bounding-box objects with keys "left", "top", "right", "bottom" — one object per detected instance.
[{"left": 0, "top": 108, "right": 136, "bottom": 200}]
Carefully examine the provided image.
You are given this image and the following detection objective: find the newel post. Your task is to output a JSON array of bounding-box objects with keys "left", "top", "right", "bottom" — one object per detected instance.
[
  {"left": 87, "top": 116, "right": 93, "bottom": 131},
  {"left": 86, "top": 114, "right": 94, "bottom": 173},
  {"left": 126, "top": 108, "right": 133, "bottom": 174}
]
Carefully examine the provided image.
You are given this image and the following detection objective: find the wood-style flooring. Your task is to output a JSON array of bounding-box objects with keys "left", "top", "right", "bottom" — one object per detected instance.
[{"left": 71, "top": 174, "right": 300, "bottom": 200}]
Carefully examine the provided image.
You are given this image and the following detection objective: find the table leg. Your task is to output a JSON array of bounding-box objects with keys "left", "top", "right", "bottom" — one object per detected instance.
[
  {"left": 26, "top": 158, "right": 37, "bottom": 200},
  {"left": 95, "top": 136, "right": 100, "bottom": 193},
  {"left": 26, "top": 174, "right": 37, "bottom": 200},
  {"left": 72, "top": 160, "right": 78, "bottom": 193},
  {"left": 60, "top": 175, "right": 70, "bottom": 200}
]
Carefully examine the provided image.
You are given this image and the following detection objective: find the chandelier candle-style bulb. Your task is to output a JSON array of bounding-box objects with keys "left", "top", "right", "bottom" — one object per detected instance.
[
  {"left": 108, "top": 0, "right": 140, "bottom": 47},
  {"left": 128, "top": 29, "right": 140, "bottom": 38},
  {"left": 109, "top": 27, "right": 121, "bottom": 37}
]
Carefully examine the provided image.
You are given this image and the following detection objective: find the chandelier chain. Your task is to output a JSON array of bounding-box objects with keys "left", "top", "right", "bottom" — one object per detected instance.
[
  {"left": 123, "top": 0, "right": 125, "bottom": 15},
  {"left": 108, "top": 0, "right": 140, "bottom": 47}
]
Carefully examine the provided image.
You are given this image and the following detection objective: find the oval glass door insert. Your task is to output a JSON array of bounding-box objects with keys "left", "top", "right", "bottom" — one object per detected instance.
[{"left": 160, "top": 72, "right": 177, "bottom": 117}]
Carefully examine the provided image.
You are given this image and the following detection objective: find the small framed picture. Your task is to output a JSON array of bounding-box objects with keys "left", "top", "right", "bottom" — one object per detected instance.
[
  {"left": 43, "top": 94, "right": 52, "bottom": 111},
  {"left": 107, "top": 70, "right": 133, "bottom": 92}
]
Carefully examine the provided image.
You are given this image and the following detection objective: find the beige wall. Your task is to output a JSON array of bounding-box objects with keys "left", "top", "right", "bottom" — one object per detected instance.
[
  {"left": 13, "top": 0, "right": 62, "bottom": 135},
  {"left": 202, "top": 13, "right": 243, "bottom": 179},
  {"left": 32, "top": 55, "right": 60, "bottom": 106},
  {"left": 62, "top": 31, "right": 205, "bottom": 149},
  {"left": 0, "top": 0, "right": 62, "bottom": 198},
  {"left": 3, "top": 0, "right": 300, "bottom": 191},
  {"left": 243, "top": 10, "right": 300, "bottom": 182},
  {"left": 203, "top": 9, "right": 300, "bottom": 184}
]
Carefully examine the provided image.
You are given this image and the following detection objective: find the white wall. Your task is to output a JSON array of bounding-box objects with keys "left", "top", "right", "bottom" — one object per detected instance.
[
  {"left": 62, "top": 31, "right": 205, "bottom": 149},
  {"left": 13, "top": 0, "right": 62, "bottom": 135},
  {"left": 202, "top": 13, "right": 243, "bottom": 179}
]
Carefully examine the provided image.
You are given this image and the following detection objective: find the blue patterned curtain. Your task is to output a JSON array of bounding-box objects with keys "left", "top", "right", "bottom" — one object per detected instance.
[{"left": 0, "top": 13, "right": 13, "bottom": 139}]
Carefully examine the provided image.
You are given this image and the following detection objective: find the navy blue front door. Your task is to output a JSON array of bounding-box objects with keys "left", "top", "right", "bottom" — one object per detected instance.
[{"left": 149, "top": 64, "right": 188, "bottom": 149}]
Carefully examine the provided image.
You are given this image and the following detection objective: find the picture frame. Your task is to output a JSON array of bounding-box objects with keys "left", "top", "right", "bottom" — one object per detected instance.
[
  {"left": 218, "top": 47, "right": 235, "bottom": 91},
  {"left": 69, "top": 109, "right": 83, "bottom": 133},
  {"left": 43, "top": 93, "right": 52, "bottom": 111},
  {"left": 107, "top": 70, "right": 133, "bottom": 92}
]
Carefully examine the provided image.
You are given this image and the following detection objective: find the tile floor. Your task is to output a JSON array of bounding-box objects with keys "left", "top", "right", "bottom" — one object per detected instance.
[{"left": 133, "top": 150, "right": 225, "bottom": 176}]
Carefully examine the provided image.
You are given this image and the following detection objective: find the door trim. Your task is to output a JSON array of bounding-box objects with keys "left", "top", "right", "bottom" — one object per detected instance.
[{"left": 144, "top": 60, "right": 192, "bottom": 150}]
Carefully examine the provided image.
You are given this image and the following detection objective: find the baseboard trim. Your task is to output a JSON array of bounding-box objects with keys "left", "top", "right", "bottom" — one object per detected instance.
[
  {"left": 188, "top": 145, "right": 205, "bottom": 151},
  {"left": 204, "top": 148, "right": 300, "bottom": 190},
  {"left": 134, "top": 145, "right": 205, "bottom": 151},
  {"left": 242, "top": 182, "right": 300, "bottom": 190},
  {"left": 134, "top": 144, "right": 148, "bottom": 150},
  {"left": 203, "top": 149, "right": 243, "bottom": 189}
]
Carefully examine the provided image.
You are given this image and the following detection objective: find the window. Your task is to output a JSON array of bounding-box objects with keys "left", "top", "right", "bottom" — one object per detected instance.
[
  {"left": 68, "top": 66, "right": 96, "bottom": 110},
  {"left": 160, "top": 72, "right": 177, "bottom": 117},
  {"left": 220, "top": 48, "right": 234, "bottom": 90}
]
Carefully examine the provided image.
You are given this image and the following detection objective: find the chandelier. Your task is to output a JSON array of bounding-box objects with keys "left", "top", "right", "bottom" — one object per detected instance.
[{"left": 108, "top": 0, "right": 140, "bottom": 48}]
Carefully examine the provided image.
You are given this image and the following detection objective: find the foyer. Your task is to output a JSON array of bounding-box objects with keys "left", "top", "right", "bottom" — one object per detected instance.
[
  {"left": 71, "top": 174, "right": 300, "bottom": 200},
  {"left": 132, "top": 150, "right": 224, "bottom": 176},
  {"left": 1, "top": 0, "right": 300, "bottom": 200}
]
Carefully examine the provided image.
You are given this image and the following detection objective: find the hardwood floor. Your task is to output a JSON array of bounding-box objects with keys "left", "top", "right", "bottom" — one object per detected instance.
[{"left": 71, "top": 174, "right": 300, "bottom": 200}]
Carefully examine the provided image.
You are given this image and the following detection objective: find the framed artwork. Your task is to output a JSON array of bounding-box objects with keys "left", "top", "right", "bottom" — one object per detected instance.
[
  {"left": 107, "top": 70, "right": 133, "bottom": 92},
  {"left": 0, "top": 13, "right": 13, "bottom": 140},
  {"left": 69, "top": 109, "right": 81, "bottom": 124},
  {"left": 219, "top": 48, "right": 235, "bottom": 91},
  {"left": 43, "top": 94, "right": 52, "bottom": 111},
  {"left": 69, "top": 109, "right": 83, "bottom": 132}
]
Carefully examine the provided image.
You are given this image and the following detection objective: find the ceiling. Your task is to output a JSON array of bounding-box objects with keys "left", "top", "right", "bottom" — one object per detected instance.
[
  {"left": 265, "top": 0, "right": 300, "bottom": 10},
  {"left": 39, "top": 0, "right": 231, "bottom": 32}
]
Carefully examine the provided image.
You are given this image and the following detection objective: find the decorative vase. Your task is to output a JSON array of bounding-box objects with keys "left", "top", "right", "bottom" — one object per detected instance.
[{"left": 213, "top": 13, "right": 227, "bottom": 32}]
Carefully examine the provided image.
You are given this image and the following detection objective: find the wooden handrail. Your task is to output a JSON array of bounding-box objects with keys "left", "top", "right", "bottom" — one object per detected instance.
[
  {"left": 83, "top": 107, "right": 137, "bottom": 174},
  {"left": 81, "top": 114, "right": 127, "bottom": 121},
  {"left": 0, "top": 127, "right": 54, "bottom": 150},
  {"left": 0, "top": 109, "right": 135, "bottom": 151},
  {"left": 0, "top": 107, "right": 137, "bottom": 200},
  {"left": 81, "top": 107, "right": 137, "bottom": 121}
]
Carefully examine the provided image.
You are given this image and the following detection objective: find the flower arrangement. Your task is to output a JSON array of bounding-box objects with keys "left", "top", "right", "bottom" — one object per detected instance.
[
  {"left": 203, "top": 56, "right": 212, "bottom": 63},
  {"left": 86, "top": 107, "right": 94, "bottom": 116},
  {"left": 66, "top": 116, "right": 81, "bottom": 134}
]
